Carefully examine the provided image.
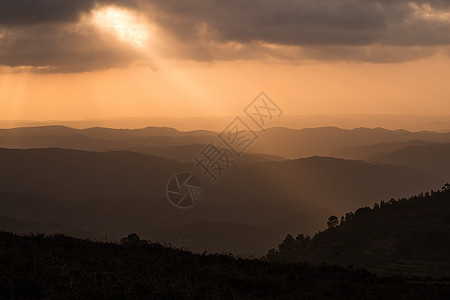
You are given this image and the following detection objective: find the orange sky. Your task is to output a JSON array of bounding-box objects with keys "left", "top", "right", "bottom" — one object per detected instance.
[
  {"left": 1, "top": 56, "right": 450, "bottom": 121},
  {"left": 1, "top": 1, "right": 450, "bottom": 123}
]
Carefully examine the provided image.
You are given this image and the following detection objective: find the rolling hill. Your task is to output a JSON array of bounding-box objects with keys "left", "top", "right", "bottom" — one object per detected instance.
[
  {"left": 1, "top": 125, "right": 450, "bottom": 159},
  {"left": 370, "top": 143, "right": 450, "bottom": 181},
  {"left": 0, "top": 147, "right": 441, "bottom": 255},
  {"left": 2, "top": 231, "right": 449, "bottom": 299},
  {"left": 267, "top": 186, "right": 450, "bottom": 277},
  {"left": 331, "top": 140, "right": 438, "bottom": 160},
  {"left": 212, "top": 156, "right": 438, "bottom": 213},
  {"left": 248, "top": 127, "right": 450, "bottom": 158}
]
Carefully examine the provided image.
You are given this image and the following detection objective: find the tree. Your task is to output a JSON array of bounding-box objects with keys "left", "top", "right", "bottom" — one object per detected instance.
[
  {"left": 442, "top": 183, "right": 450, "bottom": 192},
  {"left": 120, "top": 233, "right": 148, "bottom": 246},
  {"left": 295, "top": 234, "right": 310, "bottom": 249},
  {"left": 277, "top": 234, "right": 297, "bottom": 262},
  {"left": 278, "top": 234, "right": 295, "bottom": 252},
  {"left": 327, "top": 216, "right": 339, "bottom": 228},
  {"left": 344, "top": 212, "right": 354, "bottom": 221}
]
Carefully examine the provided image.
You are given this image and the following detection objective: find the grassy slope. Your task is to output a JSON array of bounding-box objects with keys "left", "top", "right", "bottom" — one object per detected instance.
[
  {"left": 268, "top": 187, "right": 450, "bottom": 278},
  {"left": 0, "top": 232, "right": 450, "bottom": 299}
]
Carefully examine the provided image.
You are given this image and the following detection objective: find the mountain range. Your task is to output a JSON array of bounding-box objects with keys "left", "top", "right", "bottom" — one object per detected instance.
[{"left": 0, "top": 125, "right": 449, "bottom": 255}]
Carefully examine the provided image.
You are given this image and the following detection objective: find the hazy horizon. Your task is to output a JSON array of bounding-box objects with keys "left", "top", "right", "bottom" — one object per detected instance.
[
  {"left": 1, "top": 114, "right": 450, "bottom": 132},
  {"left": 1, "top": 1, "right": 450, "bottom": 124}
]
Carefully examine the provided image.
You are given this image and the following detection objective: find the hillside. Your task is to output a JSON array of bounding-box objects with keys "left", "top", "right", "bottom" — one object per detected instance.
[
  {"left": 214, "top": 156, "right": 438, "bottom": 213},
  {"left": 128, "top": 144, "right": 286, "bottom": 164},
  {"left": 0, "top": 214, "right": 101, "bottom": 239},
  {"left": 0, "top": 148, "right": 329, "bottom": 255},
  {"left": 0, "top": 148, "right": 181, "bottom": 200},
  {"left": 0, "top": 148, "right": 441, "bottom": 255},
  {"left": 1, "top": 125, "right": 450, "bottom": 159},
  {"left": 248, "top": 127, "right": 450, "bottom": 158},
  {"left": 331, "top": 140, "right": 437, "bottom": 160},
  {"left": 0, "top": 232, "right": 449, "bottom": 299},
  {"left": 267, "top": 186, "right": 450, "bottom": 277},
  {"left": 370, "top": 143, "right": 450, "bottom": 181}
]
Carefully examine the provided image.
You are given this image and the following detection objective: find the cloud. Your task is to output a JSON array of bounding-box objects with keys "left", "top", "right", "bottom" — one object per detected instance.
[
  {"left": 0, "top": 0, "right": 449, "bottom": 72},
  {"left": 148, "top": 0, "right": 387, "bottom": 46},
  {"left": 0, "top": 0, "right": 146, "bottom": 72},
  {"left": 0, "top": 0, "right": 138, "bottom": 26},
  {"left": 0, "top": 0, "right": 94, "bottom": 26},
  {"left": 144, "top": 0, "right": 450, "bottom": 63},
  {"left": 147, "top": 0, "right": 450, "bottom": 46},
  {"left": 0, "top": 23, "right": 145, "bottom": 72}
]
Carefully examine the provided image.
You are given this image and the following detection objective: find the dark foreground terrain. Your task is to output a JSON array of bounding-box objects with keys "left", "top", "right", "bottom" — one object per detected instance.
[
  {"left": 268, "top": 185, "right": 450, "bottom": 278},
  {"left": 0, "top": 232, "right": 449, "bottom": 299}
]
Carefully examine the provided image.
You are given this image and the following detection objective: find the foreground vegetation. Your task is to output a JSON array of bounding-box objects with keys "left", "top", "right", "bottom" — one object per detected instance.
[
  {"left": 0, "top": 232, "right": 450, "bottom": 299},
  {"left": 268, "top": 184, "right": 450, "bottom": 278}
]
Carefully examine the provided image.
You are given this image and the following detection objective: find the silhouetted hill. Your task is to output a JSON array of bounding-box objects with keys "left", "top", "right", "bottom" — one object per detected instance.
[
  {"left": 267, "top": 186, "right": 450, "bottom": 277},
  {"left": 0, "top": 148, "right": 440, "bottom": 255},
  {"left": 2, "top": 125, "right": 450, "bottom": 159},
  {"left": 214, "top": 156, "right": 438, "bottom": 213},
  {"left": 0, "top": 126, "right": 216, "bottom": 158},
  {"left": 3, "top": 114, "right": 450, "bottom": 132},
  {"left": 248, "top": 127, "right": 450, "bottom": 158},
  {"left": 0, "top": 125, "right": 79, "bottom": 137},
  {"left": 147, "top": 222, "right": 275, "bottom": 256},
  {"left": 332, "top": 140, "right": 437, "bottom": 160},
  {"left": 370, "top": 143, "right": 450, "bottom": 181},
  {"left": 0, "top": 214, "right": 101, "bottom": 239},
  {"left": 1, "top": 232, "right": 449, "bottom": 299},
  {"left": 0, "top": 148, "right": 180, "bottom": 200},
  {"left": 0, "top": 148, "right": 326, "bottom": 255},
  {"left": 0, "top": 125, "right": 215, "bottom": 138},
  {"left": 129, "top": 144, "right": 286, "bottom": 164}
]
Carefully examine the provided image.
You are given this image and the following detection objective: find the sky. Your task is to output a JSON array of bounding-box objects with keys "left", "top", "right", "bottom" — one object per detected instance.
[{"left": 0, "top": 0, "right": 449, "bottom": 123}]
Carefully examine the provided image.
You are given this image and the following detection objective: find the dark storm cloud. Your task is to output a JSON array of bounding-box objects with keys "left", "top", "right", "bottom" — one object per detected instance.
[
  {"left": 0, "top": 0, "right": 93, "bottom": 26},
  {"left": 0, "top": 0, "right": 143, "bottom": 72},
  {"left": 0, "top": 0, "right": 137, "bottom": 26},
  {"left": 0, "top": 23, "right": 145, "bottom": 72},
  {"left": 148, "top": 0, "right": 387, "bottom": 46},
  {"left": 146, "top": 0, "right": 450, "bottom": 47},
  {"left": 141, "top": 0, "right": 450, "bottom": 63},
  {"left": 0, "top": 0, "right": 449, "bottom": 72}
]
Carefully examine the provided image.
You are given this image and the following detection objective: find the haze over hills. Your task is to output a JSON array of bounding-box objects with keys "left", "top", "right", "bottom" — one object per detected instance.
[
  {"left": 212, "top": 156, "right": 438, "bottom": 213},
  {"left": 2, "top": 114, "right": 450, "bottom": 132},
  {"left": 268, "top": 187, "right": 450, "bottom": 278},
  {"left": 370, "top": 143, "right": 450, "bottom": 181},
  {"left": 0, "top": 147, "right": 325, "bottom": 254},
  {"left": 0, "top": 146, "right": 442, "bottom": 255},
  {"left": 248, "top": 127, "right": 450, "bottom": 158},
  {"left": 331, "top": 141, "right": 450, "bottom": 184},
  {"left": 1, "top": 125, "right": 450, "bottom": 160},
  {"left": 128, "top": 144, "right": 286, "bottom": 164},
  {"left": 0, "top": 126, "right": 216, "bottom": 155},
  {"left": 332, "top": 140, "right": 438, "bottom": 161},
  {"left": 0, "top": 124, "right": 448, "bottom": 256}
]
